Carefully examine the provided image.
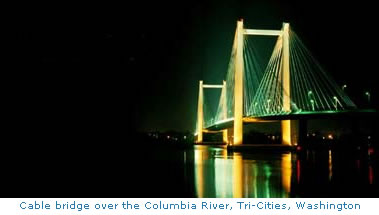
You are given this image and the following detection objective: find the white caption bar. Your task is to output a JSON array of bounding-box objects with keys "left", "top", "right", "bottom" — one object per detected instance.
[{"left": 1, "top": 198, "right": 378, "bottom": 215}]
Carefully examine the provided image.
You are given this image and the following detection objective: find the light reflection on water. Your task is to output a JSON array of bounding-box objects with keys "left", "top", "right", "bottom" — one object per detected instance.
[
  {"left": 190, "top": 144, "right": 377, "bottom": 197},
  {"left": 194, "top": 145, "right": 293, "bottom": 198}
]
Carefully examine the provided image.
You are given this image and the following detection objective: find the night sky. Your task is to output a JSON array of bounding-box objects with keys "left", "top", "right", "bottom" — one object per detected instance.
[
  {"left": 11, "top": 0, "right": 378, "bottom": 137},
  {"left": 3, "top": 0, "right": 379, "bottom": 198}
]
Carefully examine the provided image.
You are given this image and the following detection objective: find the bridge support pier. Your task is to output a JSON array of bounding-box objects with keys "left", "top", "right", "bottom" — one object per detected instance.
[
  {"left": 225, "top": 128, "right": 233, "bottom": 145},
  {"left": 222, "top": 130, "right": 228, "bottom": 144},
  {"left": 281, "top": 120, "right": 299, "bottom": 146},
  {"left": 281, "top": 119, "right": 307, "bottom": 146}
]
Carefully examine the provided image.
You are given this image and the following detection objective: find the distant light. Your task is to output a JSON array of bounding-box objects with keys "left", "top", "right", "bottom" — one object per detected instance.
[
  {"left": 322, "top": 136, "right": 325, "bottom": 140},
  {"left": 184, "top": 136, "right": 187, "bottom": 139},
  {"left": 333, "top": 96, "right": 337, "bottom": 100},
  {"left": 312, "top": 133, "right": 316, "bottom": 137},
  {"left": 368, "top": 136, "right": 371, "bottom": 140},
  {"left": 365, "top": 92, "right": 370, "bottom": 103},
  {"left": 308, "top": 91, "right": 313, "bottom": 95},
  {"left": 167, "top": 136, "right": 170, "bottom": 139},
  {"left": 328, "top": 134, "right": 333, "bottom": 140},
  {"left": 368, "top": 147, "right": 374, "bottom": 155}
]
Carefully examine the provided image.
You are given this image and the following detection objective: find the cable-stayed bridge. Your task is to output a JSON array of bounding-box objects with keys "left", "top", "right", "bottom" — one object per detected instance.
[{"left": 195, "top": 19, "right": 374, "bottom": 146}]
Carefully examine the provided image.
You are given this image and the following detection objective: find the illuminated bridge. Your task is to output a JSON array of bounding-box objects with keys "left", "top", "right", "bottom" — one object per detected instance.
[{"left": 195, "top": 19, "right": 375, "bottom": 146}]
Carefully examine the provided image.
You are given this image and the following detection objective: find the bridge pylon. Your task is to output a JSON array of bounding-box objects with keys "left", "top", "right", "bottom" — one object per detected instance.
[
  {"left": 232, "top": 20, "right": 299, "bottom": 146},
  {"left": 281, "top": 22, "right": 299, "bottom": 146},
  {"left": 196, "top": 81, "right": 228, "bottom": 144},
  {"left": 222, "top": 80, "right": 228, "bottom": 143},
  {"left": 233, "top": 19, "right": 244, "bottom": 146},
  {"left": 198, "top": 20, "right": 304, "bottom": 146},
  {"left": 196, "top": 80, "right": 204, "bottom": 143}
]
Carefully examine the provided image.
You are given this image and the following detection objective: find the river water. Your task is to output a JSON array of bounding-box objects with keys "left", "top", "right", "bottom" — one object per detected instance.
[
  {"left": 14, "top": 141, "right": 375, "bottom": 197},
  {"left": 167, "top": 144, "right": 378, "bottom": 198}
]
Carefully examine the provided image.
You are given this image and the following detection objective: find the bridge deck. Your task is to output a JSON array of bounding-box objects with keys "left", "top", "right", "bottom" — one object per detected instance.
[{"left": 206, "top": 109, "right": 377, "bottom": 131}]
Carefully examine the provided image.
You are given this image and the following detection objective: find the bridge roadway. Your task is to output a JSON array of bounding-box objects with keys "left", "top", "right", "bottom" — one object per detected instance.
[{"left": 205, "top": 109, "right": 378, "bottom": 131}]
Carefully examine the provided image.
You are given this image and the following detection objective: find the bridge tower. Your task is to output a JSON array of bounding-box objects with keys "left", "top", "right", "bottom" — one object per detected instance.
[
  {"left": 233, "top": 19, "right": 244, "bottom": 145},
  {"left": 232, "top": 20, "right": 299, "bottom": 146},
  {"left": 222, "top": 80, "right": 228, "bottom": 143},
  {"left": 196, "top": 81, "right": 228, "bottom": 143},
  {"left": 281, "top": 23, "right": 299, "bottom": 146},
  {"left": 196, "top": 80, "right": 204, "bottom": 143}
]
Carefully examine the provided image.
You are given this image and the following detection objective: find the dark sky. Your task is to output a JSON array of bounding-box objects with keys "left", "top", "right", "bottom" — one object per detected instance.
[{"left": 11, "top": 0, "right": 378, "bottom": 136}]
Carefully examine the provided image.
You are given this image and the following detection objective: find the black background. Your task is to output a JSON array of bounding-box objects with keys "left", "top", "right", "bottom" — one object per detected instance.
[{"left": 4, "top": 0, "right": 378, "bottom": 196}]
